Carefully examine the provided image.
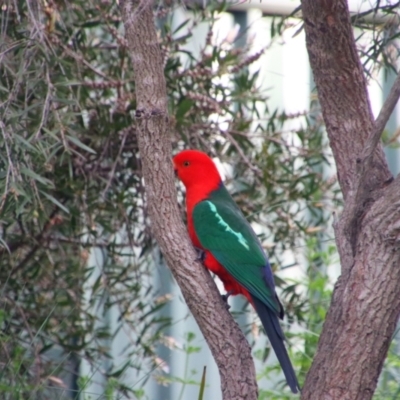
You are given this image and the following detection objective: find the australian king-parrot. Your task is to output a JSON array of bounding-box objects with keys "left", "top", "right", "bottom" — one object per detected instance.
[{"left": 173, "top": 149, "right": 299, "bottom": 394}]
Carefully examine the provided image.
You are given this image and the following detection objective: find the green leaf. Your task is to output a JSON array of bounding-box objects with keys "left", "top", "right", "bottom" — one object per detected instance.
[
  {"left": 40, "top": 190, "right": 70, "bottom": 213},
  {"left": 176, "top": 98, "right": 194, "bottom": 121},
  {"left": 197, "top": 366, "right": 206, "bottom": 400},
  {"left": 20, "top": 168, "right": 54, "bottom": 188},
  {"left": 54, "top": 80, "right": 82, "bottom": 87},
  {"left": 66, "top": 135, "right": 96, "bottom": 154},
  {"left": 172, "top": 18, "right": 190, "bottom": 35},
  {"left": 14, "top": 134, "right": 39, "bottom": 153}
]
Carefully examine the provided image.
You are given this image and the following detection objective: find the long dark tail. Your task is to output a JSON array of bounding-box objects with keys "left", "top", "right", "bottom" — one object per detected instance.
[{"left": 251, "top": 294, "right": 300, "bottom": 394}]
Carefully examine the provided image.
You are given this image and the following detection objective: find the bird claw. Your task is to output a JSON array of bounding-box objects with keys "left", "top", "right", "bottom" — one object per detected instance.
[
  {"left": 221, "top": 291, "right": 233, "bottom": 310},
  {"left": 194, "top": 247, "right": 206, "bottom": 262}
]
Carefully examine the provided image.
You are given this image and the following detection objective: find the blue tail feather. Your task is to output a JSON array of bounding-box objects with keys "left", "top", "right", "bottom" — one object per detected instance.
[{"left": 251, "top": 294, "right": 300, "bottom": 394}]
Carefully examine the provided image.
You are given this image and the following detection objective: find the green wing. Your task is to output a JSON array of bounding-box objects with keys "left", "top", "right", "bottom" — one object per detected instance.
[{"left": 192, "top": 185, "right": 280, "bottom": 314}]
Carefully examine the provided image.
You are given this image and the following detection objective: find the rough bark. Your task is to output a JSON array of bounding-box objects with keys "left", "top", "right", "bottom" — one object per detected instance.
[
  {"left": 119, "top": 1, "right": 258, "bottom": 399},
  {"left": 301, "top": 1, "right": 400, "bottom": 399}
]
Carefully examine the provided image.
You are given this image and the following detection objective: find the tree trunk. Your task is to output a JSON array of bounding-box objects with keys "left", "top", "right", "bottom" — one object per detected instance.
[
  {"left": 301, "top": 1, "right": 400, "bottom": 399},
  {"left": 119, "top": 1, "right": 258, "bottom": 399}
]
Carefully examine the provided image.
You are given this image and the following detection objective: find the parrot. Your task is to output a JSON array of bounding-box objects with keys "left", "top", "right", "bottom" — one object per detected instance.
[{"left": 173, "top": 149, "right": 299, "bottom": 394}]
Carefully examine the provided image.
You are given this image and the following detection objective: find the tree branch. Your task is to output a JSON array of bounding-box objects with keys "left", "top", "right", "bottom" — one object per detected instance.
[
  {"left": 119, "top": 1, "right": 258, "bottom": 399},
  {"left": 302, "top": 0, "right": 391, "bottom": 201},
  {"left": 364, "top": 70, "right": 400, "bottom": 163}
]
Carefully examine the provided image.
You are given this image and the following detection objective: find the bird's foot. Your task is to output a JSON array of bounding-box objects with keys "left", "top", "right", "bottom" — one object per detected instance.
[
  {"left": 194, "top": 247, "right": 206, "bottom": 262},
  {"left": 221, "top": 291, "right": 233, "bottom": 310}
]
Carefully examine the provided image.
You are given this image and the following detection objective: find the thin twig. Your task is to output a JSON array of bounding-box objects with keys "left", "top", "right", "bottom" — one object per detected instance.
[
  {"left": 224, "top": 130, "right": 262, "bottom": 177},
  {"left": 5, "top": 296, "right": 36, "bottom": 343},
  {"left": 34, "top": 67, "right": 53, "bottom": 140},
  {"left": 45, "top": 236, "right": 136, "bottom": 247},
  {"left": 55, "top": 38, "right": 112, "bottom": 81},
  {"left": 101, "top": 128, "right": 129, "bottom": 199},
  {"left": 0, "top": 121, "right": 16, "bottom": 213},
  {"left": 363, "top": 70, "right": 400, "bottom": 163},
  {"left": 6, "top": 207, "right": 62, "bottom": 272}
]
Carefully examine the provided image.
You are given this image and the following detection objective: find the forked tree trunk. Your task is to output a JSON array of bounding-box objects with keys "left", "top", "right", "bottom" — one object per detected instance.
[{"left": 301, "top": 1, "right": 400, "bottom": 399}]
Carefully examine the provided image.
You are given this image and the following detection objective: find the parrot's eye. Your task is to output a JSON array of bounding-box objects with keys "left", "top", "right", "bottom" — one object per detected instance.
[{"left": 183, "top": 161, "right": 190, "bottom": 167}]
